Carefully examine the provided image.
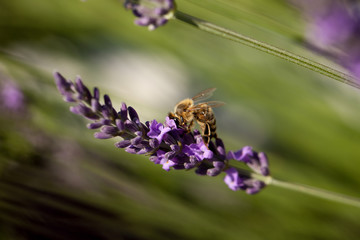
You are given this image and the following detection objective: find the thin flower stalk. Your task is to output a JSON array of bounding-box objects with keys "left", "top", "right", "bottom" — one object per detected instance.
[
  {"left": 234, "top": 167, "right": 360, "bottom": 208},
  {"left": 173, "top": 11, "right": 360, "bottom": 89}
]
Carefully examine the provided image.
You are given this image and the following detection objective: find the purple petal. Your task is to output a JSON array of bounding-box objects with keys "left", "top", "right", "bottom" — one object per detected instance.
[
  {"left": 227, "top": 146, "right": 253, "bottom": 162},
  {"left": 162, "top": 159, "right": 175, "bottom": 171},
  {"left": 165, "top": 117, "right": 177, "bottom": 129}
]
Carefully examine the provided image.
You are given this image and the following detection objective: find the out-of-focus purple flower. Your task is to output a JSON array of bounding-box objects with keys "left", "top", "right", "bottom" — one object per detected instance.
[
  {"left": 1, "top": 81, "right": 25, "bottom": 112},
  {"left": 124, "top": 0, "right": 176, "bottom": 30},
  {"left": 55, "top": 72, "right": 270, "bottom": 194},
  {"left": 294, "top": 0, "right": 360, "bottom": 79},
  {"left": 307, "top": 4, "right": 355, "bottom": 47}
]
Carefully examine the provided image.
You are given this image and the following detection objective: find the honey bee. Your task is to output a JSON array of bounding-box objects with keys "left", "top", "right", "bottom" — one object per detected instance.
[{"left": 168, "top": 88, "right": 224, "bottom": 146}]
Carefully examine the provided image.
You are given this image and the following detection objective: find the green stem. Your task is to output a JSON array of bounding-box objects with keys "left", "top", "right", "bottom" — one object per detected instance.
[
  {"left": 234, "top": 167, "right": 360, "bottom": 208},
  {"left": 173, "top": 11, "right": 360, "bottom": 89},
  {"left": 269, "top": 178, "right": 360, "bottom": 208}
]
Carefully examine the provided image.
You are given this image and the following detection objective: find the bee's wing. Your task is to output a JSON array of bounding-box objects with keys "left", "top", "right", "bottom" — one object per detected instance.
[
  {"left": 191, "top": 88, "right": 217, "bottom": 102},
  {"left": 190, "top": 101, "right": 225, "bottom": 110}
]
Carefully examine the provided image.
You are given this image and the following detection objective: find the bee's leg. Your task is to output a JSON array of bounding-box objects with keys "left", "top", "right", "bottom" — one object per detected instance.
[
  {"left": 202, "top": 123, "right": 211, "bottom": 146},
  {"left": 187, "top": 119, "right": 195, "bottom": 132}
]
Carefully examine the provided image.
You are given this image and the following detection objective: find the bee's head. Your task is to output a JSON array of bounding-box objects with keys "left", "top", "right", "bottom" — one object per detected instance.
[
  {"left": 168, "top": 112, "right": 184, "bottom": 128},
  {"left": 168, "top": 112, "right": 180, "bottom": 125}
]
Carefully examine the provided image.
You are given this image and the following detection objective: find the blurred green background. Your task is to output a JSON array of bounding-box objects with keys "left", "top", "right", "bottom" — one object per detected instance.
[{"left": 1, "top": 0, "right": 360, "bottom": 239}]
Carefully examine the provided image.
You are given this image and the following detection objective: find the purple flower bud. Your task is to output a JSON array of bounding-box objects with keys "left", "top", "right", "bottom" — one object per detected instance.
[
  {"left": 63, "top": 93, "right": 76, "bottom": 103},
  {"left": 162, "top": 133, "right": 177, "bottom": 145},
  {"left": 93, "top": 87, "right": 100, "bottom": 101},
  {"left": 207, "top": 167, "right": 222, "bottom": 177},
  {"left": 131, "top": 136, "right": 143, "bottom": 145},
  {"left": 75, "top": 77, "right": 92, "bottom": 103},
  {"left": 115, "top": 140, "right": 131, "bottom": 148},
  {"left": 116, "top": 119, "right": 125, "bottom": 131},
  {"left": 137, "top": 147, "right": 152, "bottom": 154},
  {"left": 213, "top": 161, "right": 225, "bottom": 169},
  {"left": 101, "top": 126, "right": 119, "bottom": 135},
  {"left": 128, "top": 106, "right": 140, "bottom": 124},
  {"left": 91, "top": 98, "right": 102, "bottom": 113},
  {"left": 70, "top": 104, "right": 99, "bottom": 120},
  {"left": 87, "top": 122, "right": 103, "bottom": 129},
  {"left": 215, "top": 138, "right": 226, "bottom": 159},
  {"left": 103, "top": 94, "right": 112, "bottom": 108},
  {"left": 149, "top": 155, "right": 160, "bottom": 163},
  {"left": 54, "top": 72, "right": 76, "bottom": 102},
  {"left": 165, "top": 150, "right": 177, "bottom": 160},
  {"left": 245, "top": 180, "right": 265, "bottom": 195},
  {"left": 54, "top": 72, "right": 72, "bottom": 93},
  {"left": 125, "top": 146, "right": 138, "bottom": 154},
  {"left": 101, "top": 119, "right": 112, "bottom": 126},
  {"left": 149, "top": 138, "right": 160, "bottom": 148},
  {"left": 101, "top": 105, "right": 117, "bottom": 120},
  {"left": 120, "top": 102, "right": 128, "bottom": 120},
  {"left": 184, "top": 161, "right": 197, "bottom": 169},
  {"left": 94, "top": 132, "right": 113, "bottom": 139},
  {"left": 124, "top": 120, "right": 138, "bottom": 133},
  {"left": 170, "top": 144, "right": 180, "bottom": 152}
]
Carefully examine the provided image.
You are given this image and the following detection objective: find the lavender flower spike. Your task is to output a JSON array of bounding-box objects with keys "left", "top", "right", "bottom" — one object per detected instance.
[
  {"left": 54, "top": 72, "right": 271, "bottom": 195},
  {"left": 124, "top": 0, "right": 176, "bottom": 30}
]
